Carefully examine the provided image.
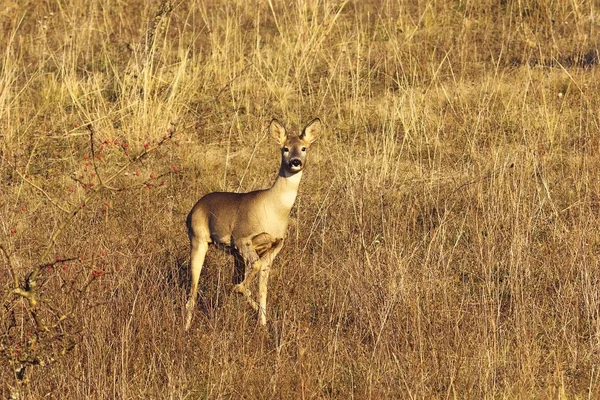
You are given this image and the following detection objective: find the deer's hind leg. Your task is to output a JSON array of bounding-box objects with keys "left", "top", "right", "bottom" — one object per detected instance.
[{"left": 185, "top": 236, "right": 209, "bottom": 331}]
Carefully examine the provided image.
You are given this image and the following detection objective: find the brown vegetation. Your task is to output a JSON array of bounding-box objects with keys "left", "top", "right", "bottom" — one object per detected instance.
[{"left": 1, "top": 0, "right": 599, "bottom": 398}]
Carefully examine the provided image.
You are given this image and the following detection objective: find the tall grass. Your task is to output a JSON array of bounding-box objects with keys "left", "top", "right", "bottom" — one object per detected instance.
[{"left": 1, "top": 0, "right": 599, "bottom": 398}]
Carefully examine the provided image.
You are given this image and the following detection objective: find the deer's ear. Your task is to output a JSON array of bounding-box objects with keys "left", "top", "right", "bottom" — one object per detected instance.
[
  {"left": 300, "top": 118, "right": 321, "bottom": 144},
  {"left": 269, "top": 119, "right": 287, "bottom": 146}
]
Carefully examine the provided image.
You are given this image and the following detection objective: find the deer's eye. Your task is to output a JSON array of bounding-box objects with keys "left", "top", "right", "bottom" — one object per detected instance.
[
  {"left": 301, "top": 147, "right": 306, "bottom": 152},
  {"left": 283, "top": 147, "right": 289, "bottom": 153}
]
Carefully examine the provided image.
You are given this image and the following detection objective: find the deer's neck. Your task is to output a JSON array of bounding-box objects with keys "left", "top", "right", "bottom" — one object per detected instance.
[{"left": 268, "top": 166, "right": 303, "bottom": 213}]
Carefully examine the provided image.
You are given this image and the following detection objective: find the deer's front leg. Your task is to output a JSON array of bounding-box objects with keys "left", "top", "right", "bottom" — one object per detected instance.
[
  {"left": 232, "top": 251, "right": 261, "bottom": 312},
  {"left": 257, "top": 238, "right": 284, "bottom": 325},
  {"left": 232, "top": 233, "right": 282, "bottom": 314}
]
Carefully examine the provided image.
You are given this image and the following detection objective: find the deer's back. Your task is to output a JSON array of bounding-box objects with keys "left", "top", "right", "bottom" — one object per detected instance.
[{"left": 187, "top": 190, "right": 288, "bottom": 247}]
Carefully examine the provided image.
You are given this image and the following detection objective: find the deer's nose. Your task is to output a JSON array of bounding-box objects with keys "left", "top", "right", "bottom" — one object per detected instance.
[{"left": 290, "top": 159, "right": 302, "bottom": 167}]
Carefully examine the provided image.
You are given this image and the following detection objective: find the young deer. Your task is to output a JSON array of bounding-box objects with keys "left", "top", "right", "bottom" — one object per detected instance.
[{"left": 185, "top": 118, "right": 320, "bottom": 330}]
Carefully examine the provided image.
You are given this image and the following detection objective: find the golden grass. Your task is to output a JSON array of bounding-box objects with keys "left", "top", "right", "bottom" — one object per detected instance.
[{"left": 1, "top": 0, "right": 600, "bottom": 398}]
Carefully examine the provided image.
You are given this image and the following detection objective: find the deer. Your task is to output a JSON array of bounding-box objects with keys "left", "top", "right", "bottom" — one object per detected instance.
[{"left": 185, "top": 118, "right": 321, "bottom": 330}]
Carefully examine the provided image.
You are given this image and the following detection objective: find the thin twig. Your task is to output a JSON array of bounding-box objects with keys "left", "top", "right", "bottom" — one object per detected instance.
[
  {"left": 3, "top": 162, "right": 70, "bottom": 213},
  {"left": 87, "top": 124, "right": 118, "bottom": 191},
  {"left": 0, "top": 242, "right": 19, "bottom": 288}
]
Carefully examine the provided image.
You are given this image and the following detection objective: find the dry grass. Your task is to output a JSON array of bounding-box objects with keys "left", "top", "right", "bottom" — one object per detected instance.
[{"left": 1, "top": 0, "right": 600, "bottom": 398}]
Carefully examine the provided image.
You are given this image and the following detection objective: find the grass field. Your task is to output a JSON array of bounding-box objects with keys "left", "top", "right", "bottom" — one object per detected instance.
[{"left": 1, "top": 0, "right": 600, "bottom": 398}]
